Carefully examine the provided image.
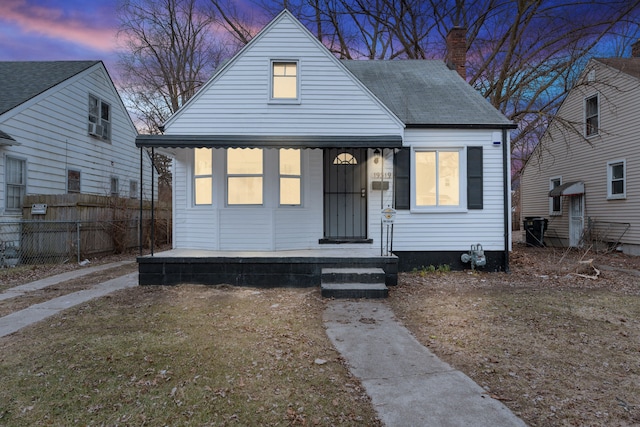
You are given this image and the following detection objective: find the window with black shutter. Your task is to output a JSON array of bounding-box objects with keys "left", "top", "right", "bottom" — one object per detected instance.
[
  {"left": 394, "top": 148, "right": 410, "bottom": 209},
  {"left": 467, "top": 146, "right": 483, "bottom": 209}
]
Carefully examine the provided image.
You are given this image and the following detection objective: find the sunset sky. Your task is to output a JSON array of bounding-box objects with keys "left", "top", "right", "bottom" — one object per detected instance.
[{"left": 0, "top": 0, "right": 120, "bottom": 70}]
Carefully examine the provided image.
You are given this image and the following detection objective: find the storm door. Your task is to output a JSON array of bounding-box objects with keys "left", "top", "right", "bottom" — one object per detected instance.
[
  {"left": 569, "top": 195, "right": 584, "bottom": 247},
  {"left": 323, "top": 148, "right": 368, "bottom": 241}
]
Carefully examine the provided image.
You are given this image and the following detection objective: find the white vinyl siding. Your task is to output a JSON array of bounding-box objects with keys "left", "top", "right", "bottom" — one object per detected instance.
[{"left": 164, "top": 14, "right": 402, "bottom": 136}]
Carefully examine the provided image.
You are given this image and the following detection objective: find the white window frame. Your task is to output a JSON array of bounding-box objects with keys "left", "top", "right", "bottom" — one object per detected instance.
[
  {"left": 88, "top": 94, "right": 111, "bottom": 141},
  {"left": 270, "top": 60, "right": 300, "bottom": 103},
  {"left": 410, "top": 147, "right": 466, "bottom": 212},
  {"left": 5, "top": 155, "right": 26, "bottom": 212},
  {"left": 194, "top": 148, "right": 213, "bottom": 206},
  {"left": 279, "top": 148, "right": 302, "bottom": 206},
  {"left": 607, "top": 159, "right": 626, "bottom": 200},
  {"left": 585, "top": 94, "right": 599, "bottom": 137},
  {"left": 226, "top": 148, "right": 264, "bottom": 206},
  {"left": 549, "top": 176, "right": 562, "bottom": 216}
]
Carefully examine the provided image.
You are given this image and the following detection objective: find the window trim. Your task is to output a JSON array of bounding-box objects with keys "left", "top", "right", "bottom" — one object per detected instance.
[
  {"left": 607, "top": 159, "right": 626, "bottom": 200},
  {"left": 226, "top": 148, "right": 264, "bottom": 206},
  {"left": 110, "top": 176, "right": 119, "bottom": 197},
  {"left": 67, "top": 169, "right": 81, "bottom": 194},
  {"left": 88, "top": 93, "right": 111, "bottom": 141},
  {"left": 585, "top": 93, "right": 599, "bottom": 137},
  {"left": 269, "top": 60, "right": 300, "bottom": 104},
  {"left": 410, "top": 147, "right": 466, "bottom": 212},
  {"left": 549, "top": 176, "right": 562, "bottom": 215},
  {"left": 194, "top": 148, "right": 213, "bottom": 206},
  {"left": 5, "top": 155, "right": 26, "bottom": 212},
  {"left": 279, "top": 148, "right": 302, "bottom": 207}
]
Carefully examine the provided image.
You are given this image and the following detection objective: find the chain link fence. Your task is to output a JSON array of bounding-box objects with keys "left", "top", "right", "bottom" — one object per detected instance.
[{"left": 0, "top": 219, "right": 171, "bottom": 268}]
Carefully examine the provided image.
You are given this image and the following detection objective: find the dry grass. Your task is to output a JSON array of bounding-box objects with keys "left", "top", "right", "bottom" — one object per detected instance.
[
  {"left": 389, "top": 244, "right": 640, "bottom": 427},
  {"left": 0, "top": 285, "right": 381, "bottom": 426}
]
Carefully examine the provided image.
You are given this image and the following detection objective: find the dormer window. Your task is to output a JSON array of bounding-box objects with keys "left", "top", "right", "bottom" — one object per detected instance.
[{"left": 271, "top": 61, "right": 298, "bottom": 101}]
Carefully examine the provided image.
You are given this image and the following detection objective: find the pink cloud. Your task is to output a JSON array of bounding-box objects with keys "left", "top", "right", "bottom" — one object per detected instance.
[{"left": 0, "top": 0, "right": 117, "bottom": 52}]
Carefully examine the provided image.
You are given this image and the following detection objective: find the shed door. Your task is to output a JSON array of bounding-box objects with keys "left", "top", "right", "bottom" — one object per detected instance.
[
  {"left": 323, "top": 148, "right": 367, "bottom": 240},
  {"left": 569, "top": 195, "right": 584, "bottom": 247}
]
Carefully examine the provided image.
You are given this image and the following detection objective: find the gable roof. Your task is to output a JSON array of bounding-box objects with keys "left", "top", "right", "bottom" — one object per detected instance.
[
  {"left": 342, "top": 60, "right": 514, "bottom": 128},
  {"left": 0, "top": 61, "right": 99, "bottom": 115},
  {"left": 595, "top": 57, "right": 640, "bottom": 80}
]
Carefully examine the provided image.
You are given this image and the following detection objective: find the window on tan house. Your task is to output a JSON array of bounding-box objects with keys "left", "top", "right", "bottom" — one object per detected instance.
[
  {"left": 607, "top": 160, "right": 625, "bottom": 199},
  {"left": 194, "top": 148, "right": 213, "bottom": 205},
  {"left": 279, "top": 149, "right": 301, "bottom": 205},
  {"left": 272, "top": 61, "right": 298, "bottom": 100},
  {"left": 227, "top": 148, "right": 263, "bottom": 205},
  {"left": 550, "top": 177, "right": 561, "bottom": 215},
  {"left": 585, "top": 94, "right": 598, "bottom": 137}
]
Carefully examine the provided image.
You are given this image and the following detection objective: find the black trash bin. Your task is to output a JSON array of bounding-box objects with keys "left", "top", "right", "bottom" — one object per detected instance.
[{"left": 524, "top": 217, "right": 548, "bottom": 247}]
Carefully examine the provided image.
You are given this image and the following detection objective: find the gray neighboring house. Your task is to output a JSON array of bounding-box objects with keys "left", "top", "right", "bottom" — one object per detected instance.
[
  {"left": 521, "top": 42, "right": 640, "bottom": 253},
  {"left": 0, "top": 60, "right": 155, "bottom": 222}
]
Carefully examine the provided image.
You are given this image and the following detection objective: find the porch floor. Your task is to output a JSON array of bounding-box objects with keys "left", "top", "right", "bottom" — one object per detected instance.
[{"left": 137, "top": 248, "right": 398, "bottom": 288}]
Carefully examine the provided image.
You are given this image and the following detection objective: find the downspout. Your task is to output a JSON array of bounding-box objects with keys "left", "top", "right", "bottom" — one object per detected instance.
[
  {"left": 502, "top": 128, "right": 510, "bottom": 272},
  {"left": 139, "top": 147, "right": 143, "bottom": 256},
  {"left": 151, "top": 147, "right": 155, "bottom": 256}
]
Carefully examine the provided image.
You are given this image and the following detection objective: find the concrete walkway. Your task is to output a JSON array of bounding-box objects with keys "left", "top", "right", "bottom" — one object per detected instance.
[
  {"left": 0, "top": 264, "right": 137, "bottom": 338},
  {"left": 324, "top": 300, "right": 527, "bottom": 427}
]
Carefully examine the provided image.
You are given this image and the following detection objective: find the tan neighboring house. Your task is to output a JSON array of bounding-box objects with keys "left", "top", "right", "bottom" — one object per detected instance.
[{"left": 521, "top": 42, "right": 640, "bottom": 254}]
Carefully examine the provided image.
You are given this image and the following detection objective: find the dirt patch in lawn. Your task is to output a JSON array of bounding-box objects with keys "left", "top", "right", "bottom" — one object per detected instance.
[
  {"left": 389, "top": 244, "right": 640, "bottom": 427},
  {"left": 0, "top": 285, "right": 382, "bottom": 426}
]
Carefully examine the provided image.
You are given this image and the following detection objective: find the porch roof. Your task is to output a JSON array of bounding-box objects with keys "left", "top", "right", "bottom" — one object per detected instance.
[
  {"left": 549, "top": 181, "right": 584, "bottom": 197},
  {"left": 135, "top": 134, "right": 403, "bottom": 149}
]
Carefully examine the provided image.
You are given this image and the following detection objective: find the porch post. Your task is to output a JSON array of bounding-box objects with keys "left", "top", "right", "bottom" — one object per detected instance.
[
  {"left": 151, "top": 147, "right": 155, "bottom": 256},
  {"left": 139, "top": 147, "right": 143, "bottom": 256}
]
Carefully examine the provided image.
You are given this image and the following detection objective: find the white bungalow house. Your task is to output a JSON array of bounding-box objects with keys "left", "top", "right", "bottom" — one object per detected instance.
[
  {"left": 0, "top": 61, "right": 156, "bottom": 258},
  {"left": 136, "top": 10, "right": 514, "bottom": 287},
  {"left": 521, "top": 46, "right": 640, "bottom": 254}
]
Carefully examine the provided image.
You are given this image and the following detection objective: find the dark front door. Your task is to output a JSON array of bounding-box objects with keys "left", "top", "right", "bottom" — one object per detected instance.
[{"left": 323, "top": 148, "right": 368, "bottom": 241}]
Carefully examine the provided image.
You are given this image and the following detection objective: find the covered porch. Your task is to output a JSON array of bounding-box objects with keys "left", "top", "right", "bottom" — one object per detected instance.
[{"left": 137, "top": 248, "right": 398, "bottom": 288}]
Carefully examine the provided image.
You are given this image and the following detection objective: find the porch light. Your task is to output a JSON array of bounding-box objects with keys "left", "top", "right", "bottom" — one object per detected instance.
[{"left": 373, "top": 148, "right": 381, "bottom": 164}]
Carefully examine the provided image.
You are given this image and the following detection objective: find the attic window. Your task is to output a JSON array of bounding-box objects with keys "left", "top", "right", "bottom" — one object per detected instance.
[
  {"left": 88, "top": 94, "right": 111, "bottom": 141},
  {"left": 271, "top": 61, "right": 298, "bottom": 100},
  {"left": 585, "top": 94, "right": 598, "bottom": 137}
]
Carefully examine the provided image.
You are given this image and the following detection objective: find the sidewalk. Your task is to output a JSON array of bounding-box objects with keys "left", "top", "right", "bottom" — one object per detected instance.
[
  {"left": 0, "top": 262, "right": 137, "bottom": 338},
  {"left": 324, "top": 300, "right": 527, "bottom": 427}
]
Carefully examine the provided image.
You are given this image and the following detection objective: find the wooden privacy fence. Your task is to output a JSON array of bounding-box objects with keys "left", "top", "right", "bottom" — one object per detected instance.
[{"left": 0, "top": 194, "right": 170, "bottom": 267}]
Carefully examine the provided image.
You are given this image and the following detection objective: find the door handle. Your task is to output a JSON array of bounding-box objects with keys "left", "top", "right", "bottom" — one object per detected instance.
[{"left": 361, "top": 188, "right": 366, "bottom": 197}]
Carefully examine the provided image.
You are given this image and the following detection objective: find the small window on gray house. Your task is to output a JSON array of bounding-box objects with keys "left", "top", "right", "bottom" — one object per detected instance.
[
  {"left": 88, "top": 94, "right": 111, "bottom": 141},
  {"left": 271, "top": 61, "right": 298, "bottom": 100},
  {"left": 6, "top": 156, "right": 26, "bottom": 211},
  {"left": 585, "top": 94, "right": 598, "bottom": 137},
  {"left": 130, "top": 180, "right": 138, "bottom": 199},
  {"left": 68, "top": 169, "right": 81, "bottom": 193},
  {"left": 110, "top": 177, "right": 119, "bottom": 197}
]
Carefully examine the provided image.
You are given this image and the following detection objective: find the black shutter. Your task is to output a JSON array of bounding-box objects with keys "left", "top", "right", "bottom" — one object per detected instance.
[
  {"left": 467, "top": 147, "right": 483, "bottom": 209},
  {"left": 394, "top": 148, "right": 410, "bottom": 210}
]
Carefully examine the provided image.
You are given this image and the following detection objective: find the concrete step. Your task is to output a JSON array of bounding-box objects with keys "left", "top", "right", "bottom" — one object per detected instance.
[
  {"left": 321, "top": 282, "right": 389, "bottom": 299},
  {"left": 321, "top": 267, "right": 386, "bottom": 284}
]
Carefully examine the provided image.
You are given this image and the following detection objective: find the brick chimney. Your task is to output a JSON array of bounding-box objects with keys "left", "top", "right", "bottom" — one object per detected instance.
[
  {"left": 446, "top": 26, "right": 467, "bottom": 79},
  {"left": 632, "top": 39, "right": 640, "bottom": 58}
]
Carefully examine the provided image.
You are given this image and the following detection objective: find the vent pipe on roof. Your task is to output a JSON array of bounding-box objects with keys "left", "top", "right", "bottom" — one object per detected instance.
[
  {"left": 632, "top": 39, "right": 640, "bottom": 58},
  {"left": 446, "top": 26, "right": 467, "bottom": 80}
]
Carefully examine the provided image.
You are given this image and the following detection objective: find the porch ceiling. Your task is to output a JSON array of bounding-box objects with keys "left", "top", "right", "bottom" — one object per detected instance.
[{"left": 135, "top": 134, "right": 403, "bottom": 149}]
